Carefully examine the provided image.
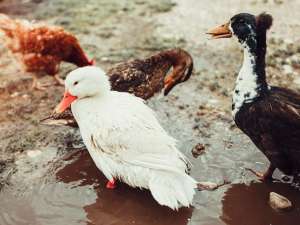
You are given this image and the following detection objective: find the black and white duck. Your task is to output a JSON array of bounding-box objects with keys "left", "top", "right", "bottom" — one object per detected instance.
[{"left": 207, "top": 13, "right": 300, "bottom": 188}]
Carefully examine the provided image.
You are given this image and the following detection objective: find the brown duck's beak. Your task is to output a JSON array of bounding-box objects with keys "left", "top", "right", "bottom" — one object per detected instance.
[
  {"left": 164, "top": 76, "right": 177, "bottom": 95},
  {"left": 207, "top": 22, "right": 232, "bottom": 39},
  {"left": 164, "top": 62, "right": 193, "bottom": 96}
]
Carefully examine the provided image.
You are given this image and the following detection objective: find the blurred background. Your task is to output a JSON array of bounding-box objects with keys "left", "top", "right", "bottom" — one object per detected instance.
[{"left": 0, "top": 0, "right": 299, "bottom": 225}]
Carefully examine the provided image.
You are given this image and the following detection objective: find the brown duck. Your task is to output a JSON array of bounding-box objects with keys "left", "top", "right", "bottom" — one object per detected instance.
[
  {"left": 208, "top": 13, "right": 300, "bottom": 189},
  {"left": 44, "top": 48, "right": 193, "bottom": 127}
]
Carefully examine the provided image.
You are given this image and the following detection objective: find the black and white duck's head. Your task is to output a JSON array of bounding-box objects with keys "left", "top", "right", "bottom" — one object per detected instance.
[
  {"left": 207, "top": 13, "right": 273, "bottom": 47},
  {"left": 230, "top": 13, "right": 257, "bottom": 44}
]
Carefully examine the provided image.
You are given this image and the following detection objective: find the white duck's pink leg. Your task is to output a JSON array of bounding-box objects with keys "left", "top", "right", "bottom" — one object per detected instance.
[{"left": 106, "top": 179, "right": 117, "bottom": 189}]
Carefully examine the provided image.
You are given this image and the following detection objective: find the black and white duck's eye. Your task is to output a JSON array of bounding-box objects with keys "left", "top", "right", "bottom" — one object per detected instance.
[{"left": 74, "top": 81, "right": 79, "bottom": 86}]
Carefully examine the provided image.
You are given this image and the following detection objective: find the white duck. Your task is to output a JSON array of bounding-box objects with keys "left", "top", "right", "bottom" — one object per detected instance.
[{"left": 54, "top": 66, "right": 197, "bottom": 210}]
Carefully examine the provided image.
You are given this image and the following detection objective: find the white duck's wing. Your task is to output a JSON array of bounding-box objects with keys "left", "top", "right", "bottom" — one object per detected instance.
[{"left": 90, "top": 92, "right": 189, "bottom": 174}]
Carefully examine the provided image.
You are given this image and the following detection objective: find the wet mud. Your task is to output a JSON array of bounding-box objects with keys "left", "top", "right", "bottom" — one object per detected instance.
[{"left": 0, "top": 0, "right": 299, "bottom": 225}]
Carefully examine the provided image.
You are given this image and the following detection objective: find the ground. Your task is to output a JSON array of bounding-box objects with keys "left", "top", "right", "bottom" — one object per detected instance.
[{"left": 0, "top": 0, "right": 299, "bottom": 225}]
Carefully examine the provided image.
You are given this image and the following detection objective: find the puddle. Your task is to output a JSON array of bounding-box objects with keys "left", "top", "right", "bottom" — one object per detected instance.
[
  {"left": 0, "top": 149, "right": 193, "bottom": 225},
  {"left": 221, "top": 182, "right": 300, "bottom": 225},
  {"left": 1, "top": 145, "right": 299, "bottom": 225}
]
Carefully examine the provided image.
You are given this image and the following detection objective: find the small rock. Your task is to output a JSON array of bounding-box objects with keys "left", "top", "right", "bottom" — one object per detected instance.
[
  {"left": 282, "top": 64, "right": 293, "bottom": 75},
  {"left": 178, "top": 105, "right": 185, "bottom": 110},
  {"left": 22, "top": 94, "right": 29, "bottom": 99},
  {"left": 27, "top": 150, "right": 42, "bottom": 158},
  {"left": 294, "top": 77, "right": 300, "bottom": 86},
  {"left": 191, "top": 143, "right": 205, "bottom": 158},
  {"left": 269, "top": 192, "right": 292, "bottom": 212},
  {"left": 289, "top": 54, "right": 300, "bottom": 66},
  {"left": 100, "top": 57, "right": 109, "bottom": 62},
  {"left": 10, "top": 92, "right": 20, "bottom": 98}
]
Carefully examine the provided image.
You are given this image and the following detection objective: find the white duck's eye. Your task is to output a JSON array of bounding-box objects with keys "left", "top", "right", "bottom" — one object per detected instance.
[{"left": 74, "top": 81, "right": 79, "bottom": 86}]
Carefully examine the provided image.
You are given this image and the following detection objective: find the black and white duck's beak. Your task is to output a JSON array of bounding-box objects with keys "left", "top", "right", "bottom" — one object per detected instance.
[{"left": 207, "top": 22, "right": 232, "bottom": 39}]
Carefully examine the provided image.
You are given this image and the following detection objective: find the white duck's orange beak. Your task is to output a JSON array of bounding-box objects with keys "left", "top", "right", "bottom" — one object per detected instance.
[{"left": 54, "top": 91, "right": 77, "bottom": 113}]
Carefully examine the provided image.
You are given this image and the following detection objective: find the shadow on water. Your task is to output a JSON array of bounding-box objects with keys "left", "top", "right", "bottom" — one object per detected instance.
[
  {"left": 221, "top": 182, "right": 300, "bottom": 225},
  {"left": 56, "top": 149, "right": 193, "bottom": 225}
]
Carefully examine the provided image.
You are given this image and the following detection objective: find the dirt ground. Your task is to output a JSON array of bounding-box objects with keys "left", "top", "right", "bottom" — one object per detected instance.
[{"left": 0, "top": 0, "right": 299, "bottom": 225}]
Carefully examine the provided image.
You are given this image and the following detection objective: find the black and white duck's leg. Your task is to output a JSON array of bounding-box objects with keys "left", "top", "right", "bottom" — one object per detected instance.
[
  {"left": 290, "top": 154, "right": 300, "bottom": 189},
  {"left": 246, "top": 136, "right": 282, "bottom": 182},
  {"left": 245, "top": 164, "right": 276, "bottom": 181},
  {"left": 292, "top": 173, "right": 300, "bottom": 190},
  {"left": 291, "top": 169, "right": 300, "bottom": 190}
]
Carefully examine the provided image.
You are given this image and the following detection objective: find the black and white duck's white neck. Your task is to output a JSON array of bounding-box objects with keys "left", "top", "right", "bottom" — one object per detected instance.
[
  {"left": 232, "top": 36, "right": 268, "bottom": 117},
  {"left": 207, "top": 13, "right": 272, "bottom": 118}
]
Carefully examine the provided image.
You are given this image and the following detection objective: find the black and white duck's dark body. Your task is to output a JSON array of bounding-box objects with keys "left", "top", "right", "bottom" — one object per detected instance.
[{"left": 208, "top": 13, "right": 300, "bottom": 189}]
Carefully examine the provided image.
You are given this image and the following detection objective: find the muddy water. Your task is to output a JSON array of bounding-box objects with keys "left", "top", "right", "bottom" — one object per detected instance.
[
  {"left": 0, "top": 149, "right": 192, "bottom": 225},
  {"left": 1, "top": 144, "right": 299, "bottom": 225},
  {"left": 0, "top": 0, "right": 300, "bottom": 224},
  {"left": 221, "top": 183, "right": 300, "bottom": 225}
]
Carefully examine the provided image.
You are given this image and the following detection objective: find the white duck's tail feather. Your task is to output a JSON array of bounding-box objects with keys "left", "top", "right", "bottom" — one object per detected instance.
[{"left": 149, "top": 172, "right": 197, "bottom": 210}]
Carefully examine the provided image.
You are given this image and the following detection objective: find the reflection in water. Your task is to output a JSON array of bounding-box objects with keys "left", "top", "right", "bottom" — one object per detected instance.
[
  {"left": 56, "top": 149, "right": 193, "bottom": 225},
  {"left": 221, "top": 182, "right": 300, "bottom": 225}
]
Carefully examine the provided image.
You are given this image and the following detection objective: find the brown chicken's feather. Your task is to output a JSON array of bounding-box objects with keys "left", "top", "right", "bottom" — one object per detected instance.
[{"left": 0, "top": 14, "right": 92, "bottom": 76}]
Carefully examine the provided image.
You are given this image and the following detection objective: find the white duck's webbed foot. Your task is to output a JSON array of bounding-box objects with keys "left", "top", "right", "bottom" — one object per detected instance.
[
  {"left": 106, "top": 179, "right": 117, "bottom": 189},
  {"left": 197, "top": 180, "right": 230, "bottom": 191}
]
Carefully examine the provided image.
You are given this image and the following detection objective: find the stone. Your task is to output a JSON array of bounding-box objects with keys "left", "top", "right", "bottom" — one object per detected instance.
[
  {"left": 282, "top": 64, "right": 293, "bottom": 75},
  {"left": 269, "top": 192, "right": 292, "bottom": 212},
  {"left": 191, "top": 143, "right": 205, "bottom": 158}
]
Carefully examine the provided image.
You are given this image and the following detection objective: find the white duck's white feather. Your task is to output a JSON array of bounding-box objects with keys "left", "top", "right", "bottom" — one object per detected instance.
[{"left": 66, "top": 66, "right": 196, "bottom": 210}]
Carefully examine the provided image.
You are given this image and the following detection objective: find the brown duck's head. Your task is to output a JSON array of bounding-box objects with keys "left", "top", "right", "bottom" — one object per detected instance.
[
  {"left": 207, "top": 13, "right": 273, "bottom": 44},
  {"left": 163, "top": 54, "right": 193, "bottom": 96}
]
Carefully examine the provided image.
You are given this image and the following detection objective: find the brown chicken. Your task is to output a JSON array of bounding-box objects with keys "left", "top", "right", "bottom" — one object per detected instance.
[
  {"left": 43, "top": 48, "right": 194, "bottom": 127},
  {"left": 0, "top": 14, "right": 94, "bottom": 90}
]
